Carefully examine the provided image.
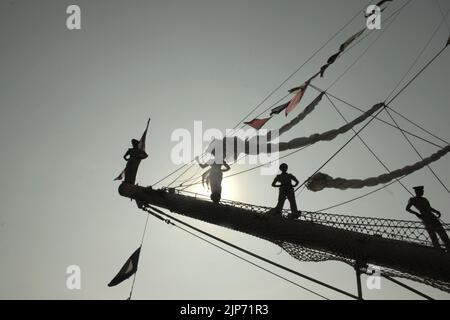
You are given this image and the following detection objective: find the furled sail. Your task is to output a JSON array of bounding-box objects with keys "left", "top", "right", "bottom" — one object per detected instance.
[
  {"left": 210, "top": 102, "right": 384, "bottom": 157},
  {"left": 307, "top": 145, "right": 450, "bottom": 191}
]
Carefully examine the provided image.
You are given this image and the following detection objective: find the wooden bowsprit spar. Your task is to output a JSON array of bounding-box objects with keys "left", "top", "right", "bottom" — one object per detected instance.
[{"left": 118, "top": 180, "right": 450, "bottom": 288}]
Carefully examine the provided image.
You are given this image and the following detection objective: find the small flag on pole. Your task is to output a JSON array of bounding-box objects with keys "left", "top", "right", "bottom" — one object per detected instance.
[
  {"left": 108, "top": 247, "right": 141, "bottom": 287},
  {"left": 244, "top": 117, "right": 272, "bottom": 130},
  {"left": 285, "top": 84, "right": 307, "bottom": 116},
  {"left": 138, "top": 118, "right": 151, "bottom": 151}
]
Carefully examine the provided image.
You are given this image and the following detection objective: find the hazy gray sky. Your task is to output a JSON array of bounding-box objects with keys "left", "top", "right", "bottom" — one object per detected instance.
[{"left": 0, "top": 0, "right": 449, "bottom": 299}]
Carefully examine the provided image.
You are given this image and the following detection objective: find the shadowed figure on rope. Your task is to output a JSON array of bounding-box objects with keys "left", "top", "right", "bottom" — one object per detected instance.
[
  {"left": 196, "top": 150, "right": 230, "bottom": 203},
  {"left": 406, "top": 186, "right": 450, "bottom": 252},
  {"left": 268, "top": 163, "right": 301, "bottom": 219},
  {"left": 123, "top": 139, "right": 148, "bottom": 184}
]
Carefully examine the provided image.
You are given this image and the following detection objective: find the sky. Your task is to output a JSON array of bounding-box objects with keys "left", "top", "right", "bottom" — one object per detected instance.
[{"left": 0, "top": 0, "right": 449, "bottom": 300}]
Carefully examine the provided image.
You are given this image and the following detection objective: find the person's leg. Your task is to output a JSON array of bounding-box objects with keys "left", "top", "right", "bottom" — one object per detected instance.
[
  {"left": 435, "top": 224, "right": 450, "bottom": 251},
  {"left": 275, "top": 191, "right": 287, "bottom": 213},
  {"left": 424, "top": 224, "right": 441, "bottom": 249},
  {"left": 217, "top": 186, "right": 222, "bottom": 202},
  {"left": 286, "top": 190, "right": 298, "bottom": 215}
]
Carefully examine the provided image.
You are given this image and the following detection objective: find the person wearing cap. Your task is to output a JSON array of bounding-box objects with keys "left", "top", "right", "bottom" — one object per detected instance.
[
  {"left": 406, "top": 186, "right": 450, "bottom": 252},
  {"left": 123, "top": 139, "right": 148, "bottom": 184},
  {"left": 270, "top": 163, "right": 301, "bottom": 219}
]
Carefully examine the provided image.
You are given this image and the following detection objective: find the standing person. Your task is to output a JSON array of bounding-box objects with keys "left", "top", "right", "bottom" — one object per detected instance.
[
  {"left": 406, "top": 186, "right": 450, "bottom": 252},
  {"left": 196, "top": 151, "right": 230, "bottom": 203},
  {"left": 271, "top": 163, "right": 301, "bottom": 219},
  {"left": 123, "top": 139, "right": 148, "bottom": 184}
]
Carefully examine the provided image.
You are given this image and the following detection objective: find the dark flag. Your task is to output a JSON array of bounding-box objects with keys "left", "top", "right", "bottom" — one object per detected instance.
[
  {"left": 320, "top": 64, "right": 330, "bottom": 78},
  {"left": 320, "top": 28, "right": 365, "bottom": 78},
  {"left": 446, "top": 35, "right": 450, "bottom": 47},
  {"left": 339, "top": 29, "right": 365, "bottom": 52},
  {"left": 138, "top": 118, "right": 151, "bottom": 152},
  {"left": 108, "top": 247, "right": 141, "bottom": 287},
  {"left": 365, "top": 0, "right": 393, "bottom": 18},
  {"left": 326, "top": 52, "right": 340, "bottom": 65},
  {"left": 244, "top": 117, "right": 272, "bottom": 130},
  {"left": 270, "top": 102, "right": 289, "bottom": 115}
]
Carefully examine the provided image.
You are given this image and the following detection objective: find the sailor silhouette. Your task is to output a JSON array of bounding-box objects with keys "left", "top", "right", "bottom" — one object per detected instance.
[
  {"left": 406, "top": 186, "right": 450, "bottom": 252},
  {"left": 196, "top": 150, "right": 230, "bottom": 203},
  {"left": 122, "top": 139, "right": 148, "bottom": 184},
  {"left": 270, "top": 163, "right": 301, "bottom": 219}
]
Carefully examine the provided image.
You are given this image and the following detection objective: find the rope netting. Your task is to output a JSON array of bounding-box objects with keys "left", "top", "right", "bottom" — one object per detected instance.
[
  {"left": 277, "top": 240, "right": 450, "bottom": 294},
  {"left": 175, "top": 189, "right": 450, "bottom": 248},
  {"left": 170, "top": 189, "right": 450, "bottom": 293}
]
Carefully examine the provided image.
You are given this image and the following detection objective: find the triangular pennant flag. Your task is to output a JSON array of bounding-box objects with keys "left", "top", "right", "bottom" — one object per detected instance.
[
  {"left": 108, "top": 247, "right": 141, "bottom": 287},
  {"left": 326, "top": 52, "right": 340, "bottom": 65},
  {"left": 138, "top": 118, "right": 151, "bottom": 151},
  {"left": 244, "top": 117, "right": 272, "bottom": 130},
  {"left": 288, "top": 72, "right": 320, "bottom": 95},
  {"left": 288, "top": 86, "right": 303, "bottom": 95},
  {"left": 446, "top": 35, "right": 450, "bottom": 47},
  {"left": 339, "top": 29, "right": 365, "bottom": 52},
  {"left": 285, "top": 83, "right": 308, "bottom": 116},
  {"left": 270, "top": 102, "right": 289, "bottom": 115},
  {"left": 320, "top": 64, "right": 330, "bottom": 78}
]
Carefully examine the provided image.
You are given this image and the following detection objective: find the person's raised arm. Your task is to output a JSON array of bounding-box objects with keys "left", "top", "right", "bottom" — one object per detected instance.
[
  {"left": 221, "top": 161, "right": 231, "bottom": 172},
  {"left": 123, "top": 149, "right": 131, "bottom": 161},
  {"left": 195, "top": 156, "right": 208, "bottom": 169}
]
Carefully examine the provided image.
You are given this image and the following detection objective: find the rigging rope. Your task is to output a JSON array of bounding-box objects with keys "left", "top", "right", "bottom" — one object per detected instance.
[
  {"left": 435, "top": 0, "right": 450, "bottom": 31},
  {"left": 151, "top": 0, "right": 373, "bottom": 189},
  {"left": 228, "top": 0, "right": 373, "bottom": 133},
  {"left": 181, "top": 0, "right": 415, "bottom": 191},
  {"left": 310, "top": 84, "right": 447, "bottom": 148},
  {"left": 324, "top": 93, "right": 413, "bottom": 196},
  {"left": 325, "top": 0, "right": 410, "bottom": 91},
  {"left": 314, "top": 177, "right": 404, "bottom": 212},
  {"left": 144, "top": 205, "right": 359, "bottom": 299},
  {"left": 297, "top": 42, "right": 449, "bottom": 193},
  {"left": 128, "top": 214, "right": 150, "bottom": 300},
  {"left": 143, "top": 207, "right": 330, "bottom": 299},
  {"left": 386, "top": 107, "right": 449, "bottom": 145},
  {"left": 380, "top": 8, "right": 450, "bottom": 194},
  {"left": 385, "top": 7, "right": 450, "bottom": 102},
  {"left": 384, "top": 108, "right": 450, "bottom": 193}
]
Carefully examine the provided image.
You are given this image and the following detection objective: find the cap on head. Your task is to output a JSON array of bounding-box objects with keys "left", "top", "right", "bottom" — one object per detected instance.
[
  {"left": 279, "top": 163, "right": 288, "bottom": 172},
  {"left": 413, "top": 186, "right": 424, "bottom": 195},
  {"left": 131, "top": 139, "right": 139, "bottom": 147}
]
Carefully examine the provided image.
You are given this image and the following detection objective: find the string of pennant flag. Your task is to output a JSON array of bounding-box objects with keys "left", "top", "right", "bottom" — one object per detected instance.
[{"left": 244, "top": 1, "right": 392, "bottom": 130}]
